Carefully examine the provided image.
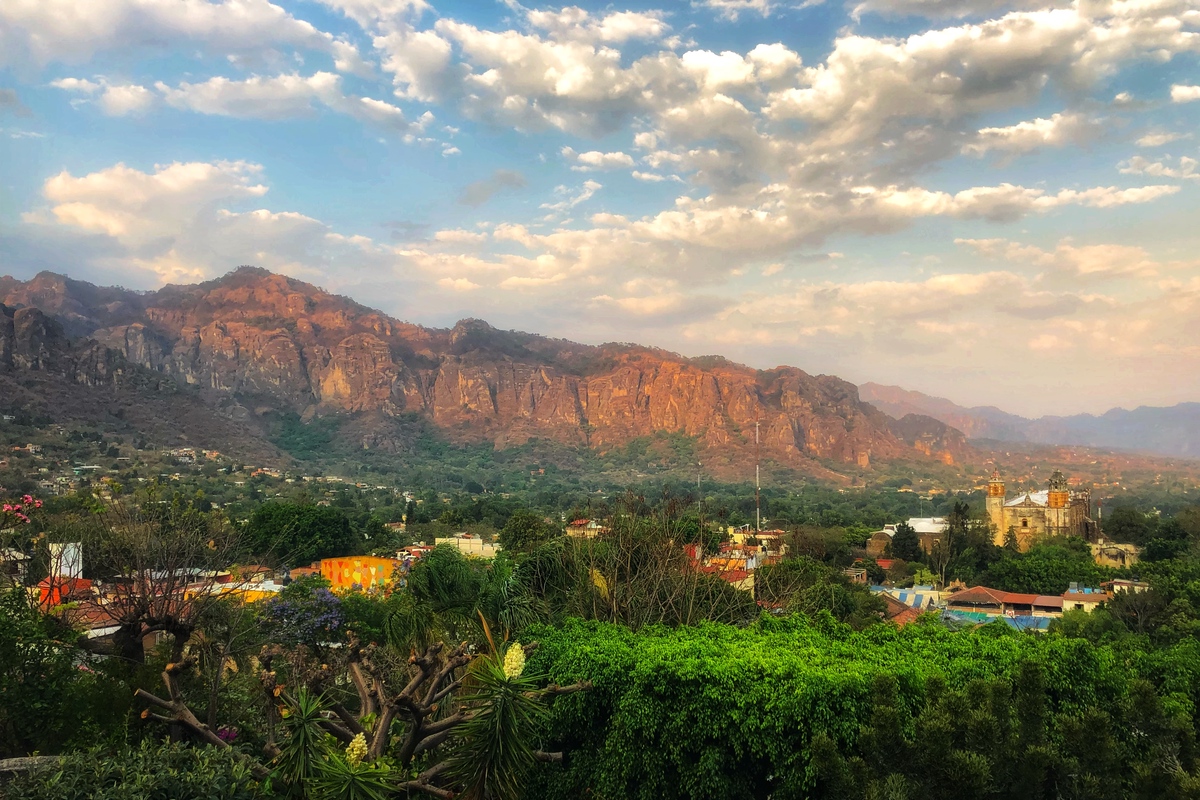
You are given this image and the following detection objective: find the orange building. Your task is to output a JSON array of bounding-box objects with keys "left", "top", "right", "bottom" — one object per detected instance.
[{"left": 320, "top": 556, "right": 402, "bottom": 592}]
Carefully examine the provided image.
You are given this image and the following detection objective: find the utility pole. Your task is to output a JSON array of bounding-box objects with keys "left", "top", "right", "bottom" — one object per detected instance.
[{"left": 755, "top": 420, "right": 760, "bottom": 534}]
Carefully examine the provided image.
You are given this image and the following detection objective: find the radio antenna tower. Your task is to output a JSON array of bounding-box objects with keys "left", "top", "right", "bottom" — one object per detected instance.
[{"left": 755, "top": 420, "right": 761, "bottom": 534}]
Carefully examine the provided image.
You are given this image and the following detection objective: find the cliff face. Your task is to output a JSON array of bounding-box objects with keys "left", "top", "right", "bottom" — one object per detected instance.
[{"left": 1, "top": 268, "right": 969, "bottom": 471}]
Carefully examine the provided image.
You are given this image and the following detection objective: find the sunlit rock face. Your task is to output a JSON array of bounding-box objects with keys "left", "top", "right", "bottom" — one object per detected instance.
[{"left": 2, "top": 267, "right": 969, "bottom": 470}]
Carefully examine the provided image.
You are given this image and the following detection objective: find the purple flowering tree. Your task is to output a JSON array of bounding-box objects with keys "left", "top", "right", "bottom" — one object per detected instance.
[{"left": 259, "top": 576, "right": 346, "bottom": 649}]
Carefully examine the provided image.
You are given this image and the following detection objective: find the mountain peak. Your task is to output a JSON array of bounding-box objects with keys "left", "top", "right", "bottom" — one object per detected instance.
[{"left": 1, "top": 268, "right": 972, "bottom": 477}]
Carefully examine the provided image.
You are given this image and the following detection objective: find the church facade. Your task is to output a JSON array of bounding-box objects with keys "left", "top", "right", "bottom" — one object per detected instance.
[{"left": 985, "top": 469, "right": 1097, "bottom": 550}]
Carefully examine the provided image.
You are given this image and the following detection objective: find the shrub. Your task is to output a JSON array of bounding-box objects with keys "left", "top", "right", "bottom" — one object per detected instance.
[{"left": 3, "top": 740, "right": 270, "bottom": 800}]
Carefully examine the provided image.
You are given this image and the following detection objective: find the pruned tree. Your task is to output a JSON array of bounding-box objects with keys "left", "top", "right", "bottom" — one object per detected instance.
[{"left": 81, "top": 496, "right": 244, "bottom": 663}]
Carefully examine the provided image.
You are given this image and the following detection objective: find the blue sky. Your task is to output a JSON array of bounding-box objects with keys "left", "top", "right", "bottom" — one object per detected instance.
[{"left": 1, "top": 0, "right": 1198, "bottom": 417}]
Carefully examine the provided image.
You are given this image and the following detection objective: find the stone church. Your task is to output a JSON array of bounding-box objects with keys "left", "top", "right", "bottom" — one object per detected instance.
[{"left": 986, "top": 469, "right": 1098, "bottom": 550}]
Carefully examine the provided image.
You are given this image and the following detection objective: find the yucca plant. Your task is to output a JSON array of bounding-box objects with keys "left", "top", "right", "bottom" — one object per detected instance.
[
  {"left": 308, "top": 746, "right": 393, "bottom": 800},
  {"left": 272, "top": 687, "right": 332, "bottom": 795},
  {"left": 444, "top": 621, "right": 550, "bottom": 800}
]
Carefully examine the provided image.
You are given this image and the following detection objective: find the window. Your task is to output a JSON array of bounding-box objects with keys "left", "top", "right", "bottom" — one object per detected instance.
[{"left": 1021, "top": 519, "right": 1028, "bottom": 528}]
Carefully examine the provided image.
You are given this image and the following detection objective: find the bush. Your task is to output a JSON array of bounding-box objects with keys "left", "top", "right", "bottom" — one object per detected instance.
[
  {"left": 3, "top": 740, "right": 271, "bottom": 800},
  {"left": 524, "top": 615, "right": 1200, "bottom": 800}
]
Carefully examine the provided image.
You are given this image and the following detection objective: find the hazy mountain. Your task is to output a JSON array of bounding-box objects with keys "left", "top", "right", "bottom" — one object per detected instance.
[{"left": 860, "top": 382, "right": 1200, "bottom": 458}]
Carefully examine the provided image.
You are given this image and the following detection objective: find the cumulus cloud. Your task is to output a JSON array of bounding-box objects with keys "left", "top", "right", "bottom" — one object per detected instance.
[
  {"left": 852, "top": 0, "right": 1045, "bottom": 19},
  {"left": 963, "top": 112, "right": 1103, "bottom": 157},
  {"left": 956, "top": 237, "right": 1165, "bottom": 279},
  {"left": 561, "top": 146, "right": 635, "bottom": 171},
  {"left": 316, "top": 0, "right": 429, "bottom": 29},
  {"left": 1119, "top": 156, "right": 1199, "bottom": 181},
  {"left": 1136, "top": 132, "right": 1189, "bottom": 148},
  {"left": 1171, "top": 85, "right": 1200, "bottom": 103},
  {"left": 458, "top": 170, "right": 527, "bottom": 207},
  {"left": 53, "top": 71, "right": 425, "bottom": 132},
  {"left": 698, "top": 0, "right": 779, "bottom": 20},
  {"left": 51, "top": 77, "right": 155, "bottom": 115},
  {"left": 0, "top": 0, "right": 354, "bottom": 68},
  {"left": 525, "top": 7, "right": 669, "bottom": 44}
]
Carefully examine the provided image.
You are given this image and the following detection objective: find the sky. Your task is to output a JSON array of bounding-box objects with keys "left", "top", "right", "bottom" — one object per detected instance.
[{"left": 0, "top": 0, "right": 1198, "bottom": 418}]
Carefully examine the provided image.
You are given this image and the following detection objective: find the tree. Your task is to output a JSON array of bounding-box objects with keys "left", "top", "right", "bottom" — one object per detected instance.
[
  {"left": 499, "top": 509, "right": 555, "bottom": 554},
  {"left": 890, "top": 522, "right": 922, "bottom": 562},
  {"left": 245, "top": 502, "right": 358, "bottom": 565},
  {"left": 80, "top": 497, "right": 245, "bottom": 664},
  {"left": 136, "top": 631, "right": 590, "bottom": 799},
  {"left": 1104, "top": 506, "right": 1157, "bottom": 545}
]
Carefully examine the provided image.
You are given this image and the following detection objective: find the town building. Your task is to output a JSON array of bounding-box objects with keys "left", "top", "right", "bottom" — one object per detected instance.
[
  {"left": 434, "top": 534, "right": 500, "bottom": 558},
  {"left": 566, "top": 519, "right": 608, "bottom": 538},
  {"left": 1091, "top": 541, "right": 1140, "bottom": 569},
  {"left": 985, "top": 469, "right": 1097, "bottom": 550},
  {"left": 866, "top": 518, "right": 948, "bottom": 556},
  {"left": 319, "top": 556, "right": 403, "bottom": 591}
]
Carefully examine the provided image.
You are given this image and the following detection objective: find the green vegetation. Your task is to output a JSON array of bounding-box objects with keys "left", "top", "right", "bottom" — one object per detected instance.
[
  {"left": 526, "top": 615, "right": 1200, "bottom": 800},
  {"left": 4, "top": 740, "right": 269, "bottom": 800},
  {"left": 245, "top": 502, "right": 361, "bottom": 565}
]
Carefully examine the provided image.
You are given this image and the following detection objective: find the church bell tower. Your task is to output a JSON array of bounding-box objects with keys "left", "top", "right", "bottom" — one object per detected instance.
[
  {"left": 986, "top": 468, "right": 1006, "bottom": 544},
  {"left": 1047, "top": 469, "right": 1070, "bottom": 537}
]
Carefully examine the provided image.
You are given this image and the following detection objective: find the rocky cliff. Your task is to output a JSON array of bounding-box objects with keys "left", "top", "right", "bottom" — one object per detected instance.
[{"left": 1, "top": 268, "right": 970, "bottom": 472}]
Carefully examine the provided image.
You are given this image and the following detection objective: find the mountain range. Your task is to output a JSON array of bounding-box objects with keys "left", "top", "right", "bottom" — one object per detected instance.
[
  {"left": 0, "top": 267, "right": 969, "bottom": 480},
  {"left": 859, "top": 383, "right": 1200, "bottom": 459}
]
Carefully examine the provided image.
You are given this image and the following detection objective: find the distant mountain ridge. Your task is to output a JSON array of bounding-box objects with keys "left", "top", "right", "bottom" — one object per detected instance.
[
  {"left": 859, "top": 382, "right": 1200, "bottom": 459},
  {"left": 0, "top": 268, "right": 970, "bottom": 479}
]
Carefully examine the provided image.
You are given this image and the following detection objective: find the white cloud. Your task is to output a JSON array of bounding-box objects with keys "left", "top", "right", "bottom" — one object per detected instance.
[
  {"left": 525, "top": 8, "right": 669, "bottom": 44},
  {"left": 1135, "top": 132, "right": 1189, "bottom": 148},
  {"left": 963, "top": 112, "right": 1102, "bottom": 157},
  {"left": 54, "top": 71, "right": 424, "bottom": 132},
  {"left": 852, "top": 0, "right": 1045, "bottom": 19},
  {"left": 561, "top": 146, "right": 635, "bottom": 171},
  {"left": 956, "top": 237, "right": 1166, "bottom": 279},
  {"left": 540, "top": 180, "right": 603, "bottom": 212},
  {"left": 316, "top": 0, "right": 428, "bottom": 29},
  {"left": 1170, "top": 85, "right": 1200, "bottom": 103},
  {"left": 698, "top": 0, "right": 778, "bottom": 21},
  {"left": 0, "top": 0, "right": 347, "bottom": 68},
  {"left": 437, "top": 277, "right": 481, "bottom": 291},
  {"left": 1119, "top": 156, "right": 1199, "bottom": 181},
  {"left": 51, "top": 77, "right": 154, "bottom": 115},
  {"left": 434, "top": 229, "right": 486, "bottom": 243}
]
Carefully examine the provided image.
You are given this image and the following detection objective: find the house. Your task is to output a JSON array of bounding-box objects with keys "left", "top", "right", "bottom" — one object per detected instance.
[
  {"left": 1061, "top": 587, "right": 1107, "bottom": 613},
  {"left": 879, "top": 592, "right": 922, "bottom": 626},
  {"left": 880, "top": 585, "right": 942, "bottom": 610},
  {"left": 945, "top": 586, "right": 1064, "bottom": 618},
  {"left": 435, "top": 535, "right": 500, "bottom": 558},
  {"left": 1091, "top": 541, "right": 1140, "bottom": 569},
  {"left": 1102, "top": 579, "right": 1150, "bottom": 594},
  {"left": 35, "top": 576, "right": 94, "bottom": 608},
  {"left": 869, "top": 518, "right": 948, "bottom": 557},
  {"left": 718, "top": 569, "right": 754, "bottom": 593},
  {"left": 866, "top": 526, "right": 895, "bottom": 556},
  {"left": 566, "top": 519, "right": 608, "bottom": 538},
  {"left": 907, "top": 518, "right": 949, "bottom": 553}
]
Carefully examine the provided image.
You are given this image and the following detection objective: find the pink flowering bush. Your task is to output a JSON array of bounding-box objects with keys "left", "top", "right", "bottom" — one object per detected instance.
[{"left": 1, "top": 494, "right": 42, "bottom": 525}]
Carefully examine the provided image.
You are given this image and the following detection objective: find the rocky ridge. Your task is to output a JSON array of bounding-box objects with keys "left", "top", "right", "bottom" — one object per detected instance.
[{"left": 1, "top": 268, "right": 971, "bottom": 474}]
